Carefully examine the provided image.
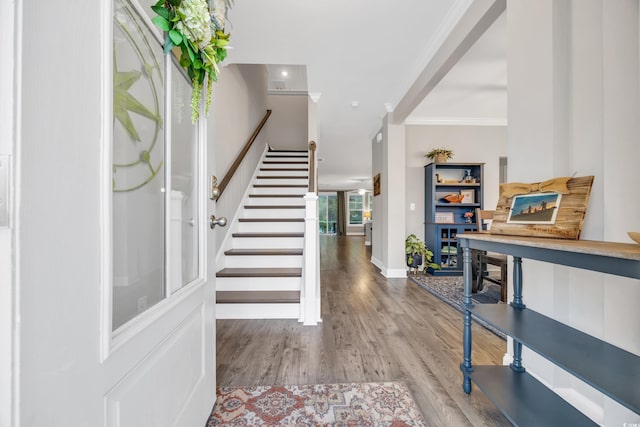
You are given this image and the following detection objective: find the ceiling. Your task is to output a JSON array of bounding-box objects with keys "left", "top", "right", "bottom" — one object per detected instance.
[{"left": 226, "top": 1, "right": 507, "bottom": 190}]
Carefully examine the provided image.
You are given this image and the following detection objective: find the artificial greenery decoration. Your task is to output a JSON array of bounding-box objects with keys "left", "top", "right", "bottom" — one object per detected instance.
[
  {"left": 405, "top": 234, "right": 440, "bottom": 270},
  {"left": 151, "top": 0, "right": 232, "bottom": 122},
  {"left": 425, "top": 148, "right": 454, "bottom": 161}
]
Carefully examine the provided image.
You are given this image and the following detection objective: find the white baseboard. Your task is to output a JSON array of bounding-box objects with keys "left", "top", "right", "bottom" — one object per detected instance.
[
  {"left": 216, "top": 303, "right": 300, "bottom": 319},
  {"left": 383, "top": 268, "right": 407, "bottom": 278}
]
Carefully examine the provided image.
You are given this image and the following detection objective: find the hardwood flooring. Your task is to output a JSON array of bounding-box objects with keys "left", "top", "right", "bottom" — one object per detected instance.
[{"left": 216, "top": 235, "right": 511, "bottom": 426}]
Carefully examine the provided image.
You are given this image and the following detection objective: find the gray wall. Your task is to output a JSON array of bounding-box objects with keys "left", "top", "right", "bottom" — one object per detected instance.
[
  {"left": 371, "top": 129, "right": 384, "bottom": 266},
  {"left": 507, "top": 2, "right": 639, "bottom": 424},
  {"left": 265, "top": 93, "right": 309, "bottom": 150},
  {"left": 213, "top": 64, "right": 270, "bottom": 246},
  {"left": 405, "top": 125, "right": 507, "bottom": 239}
]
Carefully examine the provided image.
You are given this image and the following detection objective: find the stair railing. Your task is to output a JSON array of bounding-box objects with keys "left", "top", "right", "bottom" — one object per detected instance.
[
  {"left": 302, "top": 140, "right": 321, "bottom": 325},
  {"left": 216, "top": 109, "right": 272, "bottom": 201}
]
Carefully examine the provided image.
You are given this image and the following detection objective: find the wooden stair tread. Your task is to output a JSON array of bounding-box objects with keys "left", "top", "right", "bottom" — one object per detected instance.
[
  {"left": 253, "top": 184, "right": 308, "bottom": 188},
  {"left": 216, "top": 268, "right": 302, "bottom": 277},
  {"left": 239, "top": 218, "right": 304, "bottom": 222},
  {"left": 232, "top": 232, "right": 304, "bottom": 238},
  {"left": 217, "top": 291, "right": 301, "bottom": 304},
  {"left": 248, "top": 194, "right": 304, "bottom": 198},
  {"left": 260, "top": 168, "right": 309, "bottom": 171},
  {"left": 244, "top": 205, "right": 304, "bottom": 209},
  {"left": 266, "top": 155, "right": 308, "bottom": 158},
  {"left": 224, "top": 249, "right": 303, "bottom": 256},
  {"left": 263, "top": 161, "right": 308, "bottom": 164}
]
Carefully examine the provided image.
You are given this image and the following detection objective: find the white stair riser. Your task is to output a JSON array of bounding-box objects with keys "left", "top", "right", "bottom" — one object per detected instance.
[
  {"left": 232, "top": 237, "right": 304, "bottom": 249},
  {"left": 252, "top": 186, "right": 307, "bottom": 195},
  {"left": 216, "top": 303, "right": 300, "bottom": 319},
  {"left": 216, "top": 276, "right": 301, "bottom": 291},
  {"left": 258, "top": 169, "right": 309, "bottom": 177},
  {"left": 224, "top": 255, "right": 302, "bottom": 268},
  {"left": 246, "top": 197, "right": 305, "bottom": 206},
  {"left": 255, "top": 178, "right": 308, "bottom": 186},
  {"left": 243, "top": 208, "right": 305, "bottom": 218},
  {"left": 238, "top": 222, "right": 305, "bottom": 233}
]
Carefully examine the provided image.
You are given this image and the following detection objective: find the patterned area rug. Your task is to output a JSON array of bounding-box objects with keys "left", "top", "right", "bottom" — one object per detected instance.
[
  {"left": 207, "top": 382, "right": 427, "bottom": 426},
  {"left": 408, "top": 274, "right": 506, "bottom": 339}
]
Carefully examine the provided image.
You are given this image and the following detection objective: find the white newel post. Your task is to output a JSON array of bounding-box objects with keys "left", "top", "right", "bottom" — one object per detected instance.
[{"left": 303, "top": 192, "right": 320, "bottom": 325}]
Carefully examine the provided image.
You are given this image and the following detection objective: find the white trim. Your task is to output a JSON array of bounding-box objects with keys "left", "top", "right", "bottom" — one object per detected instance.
[
  {"left": 370, "top": 256, "right": 384, "bottom": 272},
  {"left": 404, "top": 117, "right": 508, "bottom": 126},
  {"left": 382, "top": 268, "right": 408, "bottom": 279},
  {"left": 12, "top": 1, "right": 23, "bottom": 425},
  {"left": 1, "top": 0, "right": 20, "bottom": 423},
  {"left": 100, "top": 0, "right": 115, "bottom": 363},
  {"left": 216, "top": 303, "right": 300, "bottom": 319}
]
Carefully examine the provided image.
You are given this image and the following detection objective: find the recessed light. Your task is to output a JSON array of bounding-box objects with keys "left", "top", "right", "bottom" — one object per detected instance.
[
  {"left": 351, "top": 101, "right": 359, "bottom": 108},
  {"left": 281, "top": 70, "right": 288, "bottom": 77}
]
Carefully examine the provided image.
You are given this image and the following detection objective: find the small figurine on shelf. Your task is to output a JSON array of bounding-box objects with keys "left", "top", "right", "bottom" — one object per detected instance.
[{"left": 464, "top": 210, "right": 474, "bottom": 224}]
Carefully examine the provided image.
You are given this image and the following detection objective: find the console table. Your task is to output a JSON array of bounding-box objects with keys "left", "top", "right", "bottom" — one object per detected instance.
[{"left": 458, "top": 233, "right": 640, "bottom": 426}]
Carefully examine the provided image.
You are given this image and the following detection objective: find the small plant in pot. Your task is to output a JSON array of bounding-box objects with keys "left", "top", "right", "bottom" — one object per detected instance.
[
  {"left": 425, "top": 148, "right": 454, "bottom": 163},
  {"left": 405, "top": 234, "right": 440, "bottom": 276}
]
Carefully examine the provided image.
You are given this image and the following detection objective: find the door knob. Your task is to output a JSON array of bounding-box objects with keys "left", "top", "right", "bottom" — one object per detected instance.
[{"left": 209, "top": 215, "right": 227, "bottom": 229}]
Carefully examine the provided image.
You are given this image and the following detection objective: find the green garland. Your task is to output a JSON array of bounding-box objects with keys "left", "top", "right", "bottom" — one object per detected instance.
[{"left": 151, "top": 0, "right": 231, "bottom": 123}]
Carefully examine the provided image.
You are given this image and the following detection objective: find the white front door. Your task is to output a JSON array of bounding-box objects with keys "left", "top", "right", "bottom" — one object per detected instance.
[{"left": 13, "top": 0, "right": 218, "bottom": 425}]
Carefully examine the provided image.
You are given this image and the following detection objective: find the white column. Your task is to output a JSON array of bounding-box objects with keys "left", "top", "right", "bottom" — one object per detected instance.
[
  {"left": 302, "top": 192, "right": 320, "bottom": 325},
  {"left": 381, "top": 115, "right": 407, "bottom": 278}
]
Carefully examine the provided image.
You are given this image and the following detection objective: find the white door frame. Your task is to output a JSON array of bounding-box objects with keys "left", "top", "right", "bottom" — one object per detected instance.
[{"left": 1, "top": 0, "right": 18, "bottom": 424}]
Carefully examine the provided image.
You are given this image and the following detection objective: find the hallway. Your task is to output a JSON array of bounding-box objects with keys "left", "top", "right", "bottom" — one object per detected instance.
[{"left": 216, "top": 235, "right": 510, "bottom": 426}]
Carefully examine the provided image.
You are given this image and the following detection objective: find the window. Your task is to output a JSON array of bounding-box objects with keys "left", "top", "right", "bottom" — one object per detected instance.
[
  {"left": 319, "top": 193, "right": 337, "bottom": 234},
  {"left": 348, "top": 193, "right": 363, "bottom": 225},
  {"left": 112, "top": 0, "right": 202, "bottom": 331}
]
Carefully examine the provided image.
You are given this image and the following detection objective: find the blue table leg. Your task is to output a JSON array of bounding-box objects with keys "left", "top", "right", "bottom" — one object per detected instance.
[
  {"left": 510, "top": 256, "right": 526, "bottom": 309},
  {"left": 461, "top": 246, "right": 474, "bottom": 393}
]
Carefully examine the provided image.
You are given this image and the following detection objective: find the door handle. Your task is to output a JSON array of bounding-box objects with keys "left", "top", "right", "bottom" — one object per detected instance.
[{"left": 209, "top": 215, "right": 227, "bottom": 229}]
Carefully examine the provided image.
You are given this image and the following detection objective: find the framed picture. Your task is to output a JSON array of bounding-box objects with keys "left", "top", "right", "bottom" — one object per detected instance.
[
  {"left": 460, "top": 189, "right": 475, "bottom": 204},
  {"left": 435, "top": 211, "right": 455, "bottom": 224},
  {"left": 491, "top": 175, "right": 594, "bottom": 239},
  {"left": 507, "top": 193, "right": 562, "bottom": 224},
  {"left": 373, "top": 173, "right": 381, "bottom": 196}
]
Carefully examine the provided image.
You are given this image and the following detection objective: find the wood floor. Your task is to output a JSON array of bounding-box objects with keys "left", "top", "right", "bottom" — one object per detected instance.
[{"left": 216, "top": 235, "right": 511, "bottom": 426}]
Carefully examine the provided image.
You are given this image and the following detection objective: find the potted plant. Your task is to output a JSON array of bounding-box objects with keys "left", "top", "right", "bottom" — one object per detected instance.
[
  {"left": 425, "top": 148, "right": 454, "bottom": 163},
  {"left": 405, "top": 234, "right": 440, "bottom": 275}
]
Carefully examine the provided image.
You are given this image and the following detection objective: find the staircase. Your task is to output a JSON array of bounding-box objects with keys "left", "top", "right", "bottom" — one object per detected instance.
[{"left": 216, "top": 149, "right": 309, "bottom": 319}]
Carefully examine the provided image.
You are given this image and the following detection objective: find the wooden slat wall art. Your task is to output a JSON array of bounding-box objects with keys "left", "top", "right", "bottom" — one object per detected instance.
[{"left": 490, "top": 176, "right": 594, "bottom": 240}]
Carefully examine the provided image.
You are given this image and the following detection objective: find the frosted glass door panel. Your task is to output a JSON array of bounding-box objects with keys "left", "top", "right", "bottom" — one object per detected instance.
[
  {"left": 112, "top": 0, "right": 165, "bottom": 330},
  {"left": 170, "top": 67, "right": 200, "bottom": 293}
]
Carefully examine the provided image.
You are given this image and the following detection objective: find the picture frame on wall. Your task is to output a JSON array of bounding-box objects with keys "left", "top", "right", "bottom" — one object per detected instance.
[{"left": 373, "top": 173, "right": 381, "bottom": 196}]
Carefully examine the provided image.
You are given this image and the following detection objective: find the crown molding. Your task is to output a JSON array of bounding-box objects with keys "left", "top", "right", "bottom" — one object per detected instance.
[{"left": 404, "top": 117, "right": 507, "bottom": 126}]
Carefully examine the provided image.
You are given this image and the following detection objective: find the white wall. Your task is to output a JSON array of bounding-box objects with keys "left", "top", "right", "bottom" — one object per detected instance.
[
  {"left": 265, "top": 93, "right": 308, "bottom": 150},
  {"left": 213, "top": 64, "right": 269, "bottom": 246},
  {"left": 508, "top": 1, "right": 639, "bottom": 424},
  {"left": 371, "top": 129, "right": 384, "bottom": 267},
  {"left": 405, "top": 125, "right": 507, "bottom": 239}
]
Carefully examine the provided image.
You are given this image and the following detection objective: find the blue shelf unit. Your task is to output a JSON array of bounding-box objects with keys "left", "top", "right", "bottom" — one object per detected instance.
[
  {"left": 424, "top": 162, "right": 484, "bottom": 275},
  {"left": 458, "top": 234, "right": 640, "bottom": 426}
]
